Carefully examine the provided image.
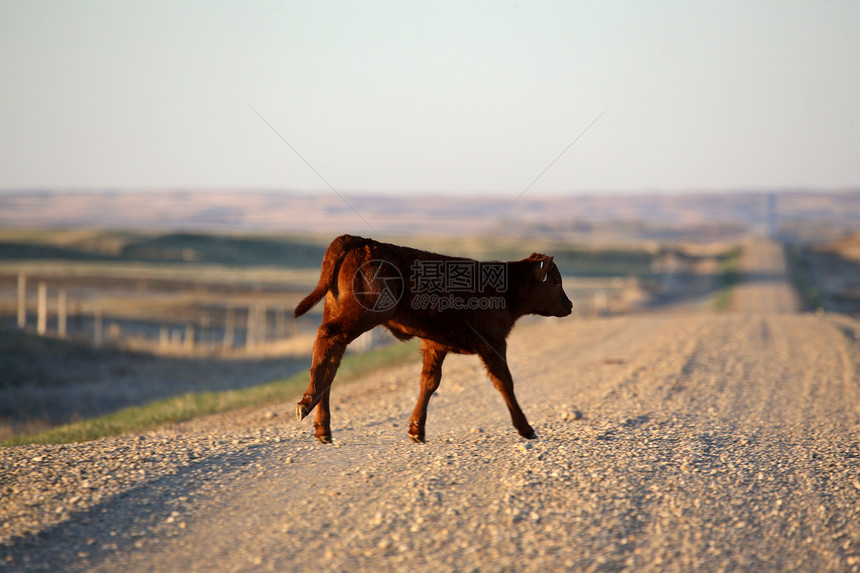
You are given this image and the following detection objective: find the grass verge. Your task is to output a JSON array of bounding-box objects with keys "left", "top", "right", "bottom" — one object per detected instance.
[
  {"left": 786, "top": 245, "right": 824, "bottom": 311},
  {"left": 1, "top": 339, "right": 420, "bottom": 447},
  {"left": 712, "top": 246, "right": 743, "bottom": 311}
]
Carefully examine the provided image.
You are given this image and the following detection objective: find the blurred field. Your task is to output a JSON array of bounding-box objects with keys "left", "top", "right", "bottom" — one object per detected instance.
[
  {"left": 0, "top": 337, "right": 421, "bottom": 446},
  {"left": 0, "top": 328, "right": 311, "bottom": 440},
  {"left": 3, "top": 189, "right": 859, "bottom": 240},
  {"left": 0, "top": 227, "right": 742, "bottom": 441},
  {"left": 789, "top": 233, "right": 860, "bottom": 314}
]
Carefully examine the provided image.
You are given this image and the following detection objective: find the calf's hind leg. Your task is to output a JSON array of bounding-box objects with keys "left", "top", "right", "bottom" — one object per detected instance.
[
  {"left": 312, "top": 388, "right": 333, "bottom": 443},
  {"left": 296, "top": 320, "right": 348, "bottom": 427},
  {"left": 408, "top": 341, "right": 447, "bottom": 443}
]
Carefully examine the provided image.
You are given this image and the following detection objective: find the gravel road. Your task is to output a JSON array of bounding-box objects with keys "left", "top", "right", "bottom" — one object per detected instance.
[{"left": 2, "top": 239, "right": 859, "bottom": 572}]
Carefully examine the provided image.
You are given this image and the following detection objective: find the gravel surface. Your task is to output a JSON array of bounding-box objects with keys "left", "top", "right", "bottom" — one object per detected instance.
[{"left": 2, "top": 239, "right": 859, "bottom": 572}]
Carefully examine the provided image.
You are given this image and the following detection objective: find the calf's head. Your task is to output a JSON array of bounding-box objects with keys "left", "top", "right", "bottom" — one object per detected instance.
[{"left": 525, "top": 254, "right": 573, "bottom": 317}]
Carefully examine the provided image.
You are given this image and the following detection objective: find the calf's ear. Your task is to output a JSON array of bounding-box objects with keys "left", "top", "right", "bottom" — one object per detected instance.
[{"left": 533, "top": 256, "right": 554, "bottom": 283}]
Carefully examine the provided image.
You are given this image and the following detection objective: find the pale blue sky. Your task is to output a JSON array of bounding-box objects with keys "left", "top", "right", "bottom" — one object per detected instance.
[{"left": 2, "top": 1, "right": 859, "bottom": 194}]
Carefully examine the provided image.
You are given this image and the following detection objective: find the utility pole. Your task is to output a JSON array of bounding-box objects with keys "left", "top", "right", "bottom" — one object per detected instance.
[
  {"left": 17, "top": 274, "right": 26, "bottom": 329},
  {"left": 58, "top": 289, "right": 68, "bottom": 339},
  {"left": 37, "top": 282, "right": 47, "bottom": 336}
]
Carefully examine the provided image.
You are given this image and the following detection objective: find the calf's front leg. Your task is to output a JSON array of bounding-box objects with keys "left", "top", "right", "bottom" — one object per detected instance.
[{"left": 479, "top": 348, "right": 537, "bottom": 440}]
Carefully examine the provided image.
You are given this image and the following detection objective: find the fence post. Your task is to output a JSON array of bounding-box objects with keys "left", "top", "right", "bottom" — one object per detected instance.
[
  {"left": 247, "top": 304, "right": 265, "bottom": 350},
  {"left": 58, "top": 289, "right": 68, "bottom": 339},
  {"left": 223, "top": 308, "right": 235, "bottom": 350},
  {"left": 37, "top": 282, "right": 47, "bottom": 336},
  {"left": 17, "top": 274, "right": 26, "bottom": 329},
  {"left": 245, "top": 306, "right": 255, "bottom": 350}
]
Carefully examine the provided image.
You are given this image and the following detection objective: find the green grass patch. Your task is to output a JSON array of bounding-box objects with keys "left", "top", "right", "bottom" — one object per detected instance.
[
  {"left": 713, "top": 246, "right": 743, "bottom": 311},
  {"left": 1, "top": 339, "right": 420, "bottom": 447},
  {"left": 786, "top": 245, "right": 824, "bottom": 311}
]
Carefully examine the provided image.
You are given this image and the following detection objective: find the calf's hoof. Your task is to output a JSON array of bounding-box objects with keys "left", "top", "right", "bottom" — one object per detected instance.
[
  {"left": 521, "top": 429, "right": 538, "bottom": 440},
  {"left": 316, "top": 434, "right": 332, "bottom": 444},
  {"left": 296, "top": 404, "right": 309, "bottom": 421},
  {"left": 409, "top": 433, "right": 425, "bottom": 444}
]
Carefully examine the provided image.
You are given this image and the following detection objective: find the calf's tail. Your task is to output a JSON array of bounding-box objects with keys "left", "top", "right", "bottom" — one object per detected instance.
[
  {"left": 293, "top": 284, "right": 327, "bottom": 318},
  {"left": 293, "top": 235, "right": 359, "bottom": 318}
]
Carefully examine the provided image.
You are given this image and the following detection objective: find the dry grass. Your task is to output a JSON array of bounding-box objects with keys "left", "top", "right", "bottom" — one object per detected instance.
[
  {"left": 0, "top": 328, "right": 313, "bottom": 441},
  {"left": 1, "top": 338, "right": 419, "bottom": 446},
  {"left": 788, "top": 234, "right": 860, "bottom": 313}
]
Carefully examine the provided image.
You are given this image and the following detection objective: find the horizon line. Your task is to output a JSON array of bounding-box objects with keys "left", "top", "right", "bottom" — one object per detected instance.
[{"left": 1, "top": 186, "right": 858, "bottom": 198}]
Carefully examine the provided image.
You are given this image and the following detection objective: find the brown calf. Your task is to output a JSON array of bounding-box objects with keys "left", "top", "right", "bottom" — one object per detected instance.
[{"left": 293, "top": 234, "right": 573, "bottom": 443}]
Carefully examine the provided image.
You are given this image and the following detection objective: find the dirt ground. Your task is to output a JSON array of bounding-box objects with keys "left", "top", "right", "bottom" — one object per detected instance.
[{"left": 1, "top": 239, "right": 859, "bottom": 571}]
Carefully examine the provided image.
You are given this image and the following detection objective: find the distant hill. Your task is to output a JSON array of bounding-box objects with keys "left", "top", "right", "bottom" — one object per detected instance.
[{"left": 0, "top": 189, "right": 857, "bottom": 242}]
